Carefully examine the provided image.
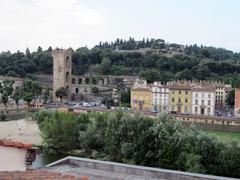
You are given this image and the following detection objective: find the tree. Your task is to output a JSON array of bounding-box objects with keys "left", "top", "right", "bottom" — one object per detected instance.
[
  {"left": 120, "top": 89, "right": 130, "bottom": 107},
  {"left": 101, "top": 58, "right": 111, "bottom": 74},
  {"left": 32, "top": 81, "right": 42, "bottom": 102},
  {"left": 91, "top": 87, "right": 99, "bottom": 94},
  {"left": 55, "top": 87, "right": 68, "bottom": 103},
  {"left": 41, "top": 111, "right": 82, "bottom": 151},
  {"left": 37, "top": 46, "right": 42, "bottom": 52},
  {"left": 23, "top": 79, "right": 41, "bottom": 105},
  {"left": 43, "top": 88, "right": 50, "bottom": 104},
  {"left": 26, "top": 47, "right": 31, "bottom": 58},
  {"left": 226, "top": 89, "right": 235, "bottom": 108},
  {"left": 0, "top": 80, "right": 14, "bottom": 113},
  {"left": 13, "top": 86, "right": 22, "bottom": 112}
]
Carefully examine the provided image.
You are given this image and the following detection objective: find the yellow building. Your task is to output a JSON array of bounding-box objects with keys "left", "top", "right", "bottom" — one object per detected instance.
[
  {"left": 168, "top": 82, "right": 192, "bottom": 114},
  {"left": 131, "top": 88, "right": 152, "bottom": 111}
]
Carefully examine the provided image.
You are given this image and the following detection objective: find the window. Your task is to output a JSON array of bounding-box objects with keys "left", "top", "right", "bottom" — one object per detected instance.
[
  {"left": 201, "top": 100, "right": 204, "bottom": 106},
  {"left": 207, "top": 108, "right": 211, "bottom": 114},
  {"left": 78, "top": 79, "right": 82, "bottom": 84},
  {"left": 208, "top": 100, "right": 211, "bottom": 106},
  {"left": 195, "top": 93, "right": 198, "bottom": 98},
  {"left": 66, "top": 56, "right": 70, "bottom": 68},
  {"left": 185, "top": 91, "right": 188, "bottom": 95},
  {"left": 72, "top": 78, "right": 75, "bottom": 84},
  {"left": 195, "top": 107, "right": 198, "bottom": 113},
  {"left": 195, "top": 99, "right": 198, "bottom": 105},
  {"left": 75, "top": 88, "right": 79, "bottom": 93},
  {"left": 201, "top": 93, "right": 204, "bottom": 98},
  {"left": 172, "top": 98, "right": 175, "bottom": 102},
  {"left": 66, "top": 72, "right": 69, "bottom": 83},
  {"left": 172, "top": 90, "right": 175, "bottom": 94},
  {"left": 179, "top": 90, "right": 181, "bottom": 94},
  {"left": 208, "top": 94, "right": 211, "bottom": 98},
  {"left": 178, "top": 98, "right": 181, "bottom": 103},
  {"left": 85, "top": 78, "right": 90, "bottom": 84},
  {"left": 185, "top": 99, "right": 188, "bottom": 103},
  {"left": 184, "top": 106, "right": 188, "bottom": 112}
]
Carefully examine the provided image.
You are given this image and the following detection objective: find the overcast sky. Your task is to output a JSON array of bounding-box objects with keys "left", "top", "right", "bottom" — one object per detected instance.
[{"left": 0, "top": 0, "right": 239, "bottom": 52}]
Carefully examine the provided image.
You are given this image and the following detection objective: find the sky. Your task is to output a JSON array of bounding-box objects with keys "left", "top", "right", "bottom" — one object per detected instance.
[{"left": 0, "top": 0, "right": 239, "bottom": 52}]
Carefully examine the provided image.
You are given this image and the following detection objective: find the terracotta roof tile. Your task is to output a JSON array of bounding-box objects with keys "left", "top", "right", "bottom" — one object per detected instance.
[{"left": 0, "top": 169, "right": 87, "bottom": 180}]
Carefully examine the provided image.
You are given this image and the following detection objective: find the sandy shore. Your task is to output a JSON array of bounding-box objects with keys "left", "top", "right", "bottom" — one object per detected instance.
[{"left": 0, "top": 119, "right": 42, "bottom": 145}]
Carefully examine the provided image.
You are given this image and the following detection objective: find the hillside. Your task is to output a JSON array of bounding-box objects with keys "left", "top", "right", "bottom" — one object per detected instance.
[{"left": 1, "top": 38, "right": 240, "bottom": 87}]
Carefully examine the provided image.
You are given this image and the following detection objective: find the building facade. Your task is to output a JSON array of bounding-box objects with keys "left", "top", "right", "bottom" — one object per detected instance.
[
  {"left": 168, "top": 82, "right": 192, "bottom": 114},
  {"left": 234, "top": 88, "right": 240, "bottom": 118},
  {"left": 131, "top": 79, "right": 152, "bottom": 111},
  {"left": 152, "top": 82, "right": 169, "bottom": 113},
  {"left": 191, "top": 86, "right": 215, "bottom": 116},
  {"left": 215, "top": 83, "right": 232, "bottom": 107}
]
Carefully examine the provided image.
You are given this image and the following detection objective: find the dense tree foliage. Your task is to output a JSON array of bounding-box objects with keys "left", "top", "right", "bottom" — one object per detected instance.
[
  {"left": 0, "top": 80, "right": 14, "bottom": 112},
  {"left": 34, "top": 110, "right": 240, "bottom": 178},
  {"left": 0, "top": 47, "right": 52, "bottom": 77},
  {"left": 23, "top": 79, "right": 42, "bottom": 105},
  {"left": 1, "top": 39, "right": 240, "bottom": 87},
  {"left": 55, "top": 87, "right": 68, "bottom": 103}
]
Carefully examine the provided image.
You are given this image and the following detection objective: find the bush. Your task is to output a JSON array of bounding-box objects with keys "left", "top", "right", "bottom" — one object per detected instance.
[{"left": 0, "top": 113, "right": 7, "bottom": 121}]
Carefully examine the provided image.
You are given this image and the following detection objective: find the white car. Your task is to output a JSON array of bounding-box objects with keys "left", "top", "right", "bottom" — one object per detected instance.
[
  {"left": 82, "top": 102, "right": 92, "bottom": 107},
  {"left": 73, "top": 103, "right": 80, "bottom": 108}
]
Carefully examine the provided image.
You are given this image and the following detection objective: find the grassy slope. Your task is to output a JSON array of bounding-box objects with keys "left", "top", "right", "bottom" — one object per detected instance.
[{"left": 205, "top": 130, "right": 240, "bottom": 144}]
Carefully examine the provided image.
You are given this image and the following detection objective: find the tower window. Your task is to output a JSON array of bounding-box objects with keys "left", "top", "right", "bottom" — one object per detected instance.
[
  {"left": 72, "top": 78, "right": 75, "bottom": 84},
  {"left": 66, "top": 56, "right": 70, "bottom": 68},
  {"left": 66, "top": 72, "right": 69, "bottom": 83},
  {"left": 78, "top": 78, "right": 82, "bottom": 84}
]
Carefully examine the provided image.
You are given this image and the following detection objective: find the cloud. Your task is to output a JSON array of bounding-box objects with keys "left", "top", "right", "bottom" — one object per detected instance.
[{"left": 0, "top": 0, "right": 104, "bottom": 52}]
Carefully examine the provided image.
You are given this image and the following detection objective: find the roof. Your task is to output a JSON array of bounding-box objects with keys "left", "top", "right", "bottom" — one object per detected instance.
[
  {"left": 0, "top": 169, "right": 86, "bottom": 180},
  {"left": 45, "top": 156, "right": 237, "bottom": 180}
]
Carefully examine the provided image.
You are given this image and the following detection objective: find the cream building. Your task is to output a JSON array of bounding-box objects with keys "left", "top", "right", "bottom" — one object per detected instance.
[
  {"left": 152, "top": 82, "right": 169, "bottom": 113},
  {"left": 191, "top": 85, "right": 215, "bottom": 116}
]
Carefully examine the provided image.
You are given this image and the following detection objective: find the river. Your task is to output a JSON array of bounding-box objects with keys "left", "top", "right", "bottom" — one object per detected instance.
[{"left": 31, "top": 152, "right": 66, "bottom": 168}]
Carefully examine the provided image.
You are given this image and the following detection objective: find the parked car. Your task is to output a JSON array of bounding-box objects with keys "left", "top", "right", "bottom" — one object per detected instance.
[
  {"left": 227, "top": 112, "right": 231, "bottom": 117},
  {"left": 82, "top": 102, "right": 92, "bottom": 107},
  {"left": 181, "top": 112, "right": 190, "bottom": 115},
  {"left": 151, "top": 109, "right": 157, "bottom": 113}
]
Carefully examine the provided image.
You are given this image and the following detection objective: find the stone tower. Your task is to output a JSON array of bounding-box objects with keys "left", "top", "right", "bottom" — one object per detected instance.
[{"left": 52, "top": 49, "right": 72, "bottom": 101}]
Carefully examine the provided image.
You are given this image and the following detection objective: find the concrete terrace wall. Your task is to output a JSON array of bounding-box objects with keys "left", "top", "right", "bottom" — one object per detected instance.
[{"left": 47, "top": 156, "right": 237, "bottom": 180}]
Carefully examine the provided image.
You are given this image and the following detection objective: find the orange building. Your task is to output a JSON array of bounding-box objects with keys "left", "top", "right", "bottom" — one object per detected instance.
[{"left": 234, "top": 88, "right": 240, "bottom": 118}]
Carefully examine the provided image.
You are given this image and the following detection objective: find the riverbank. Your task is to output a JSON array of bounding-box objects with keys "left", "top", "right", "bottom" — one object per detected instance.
[{"left": 0, "top": 119, "right": 42, "bottom": 145}]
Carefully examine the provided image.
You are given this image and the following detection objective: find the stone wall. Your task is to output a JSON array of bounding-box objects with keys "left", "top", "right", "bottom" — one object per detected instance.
[{"left": 181, "top": 121, "right": 240, "bottom": 132}]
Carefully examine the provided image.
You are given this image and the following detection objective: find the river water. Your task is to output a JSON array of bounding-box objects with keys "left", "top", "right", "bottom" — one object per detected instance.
[{"left": 31, "top": 152, "right": 66, "bottom": 168}]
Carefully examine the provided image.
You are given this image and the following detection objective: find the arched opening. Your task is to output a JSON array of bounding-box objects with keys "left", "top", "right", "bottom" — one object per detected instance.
[
  {"left": 72, "top": 78, "right": 75, "bottom": 84},
  {"left": 75, "top": 88, "right": 79, "bottom": 94},
  {"left": 92, "top": 77, "right": 97, "bottom": 85},
  {"left": 78, "top": 78, "right": 82, "bottom": 84},
  {"left": 66, "top": 56, "right": 70, "bottom": 68},
  {"left": 85, "top": 78, "right": 90, "bottom": 84},
  {"left": 66, "top": 72, "right": 69, "bottom": 83}
]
